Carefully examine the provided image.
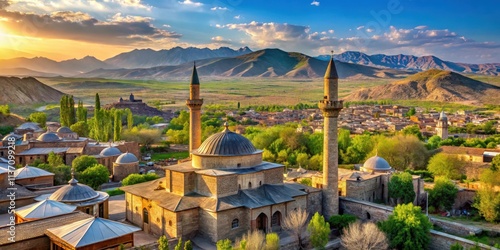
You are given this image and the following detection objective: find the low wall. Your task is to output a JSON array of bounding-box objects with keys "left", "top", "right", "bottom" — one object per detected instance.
[
  {"left": 430, "top": 217, "right": 482, "bottom": 237},
  {"left": 429, "top": 230, "right": 496, "bottom": 250},
  {"left": 339, "top": 197, "right": 393, "bottom": 222}
]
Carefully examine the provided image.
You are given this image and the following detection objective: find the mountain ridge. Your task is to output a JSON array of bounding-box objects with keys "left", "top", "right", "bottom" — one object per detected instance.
[{"left": 0, "top": 76, "right": 65, "bottom": 104}]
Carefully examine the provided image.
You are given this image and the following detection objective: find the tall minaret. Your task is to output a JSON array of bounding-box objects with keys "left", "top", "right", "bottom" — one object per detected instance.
[
  {"left": 436, "top": 111, "right": 448, "bottom": 139},
  {"left": 318, "top": 52, "right": 343, "bottom": 217},
  {"left": 186, "top": 63, "right": 203, "bottom": 152}
]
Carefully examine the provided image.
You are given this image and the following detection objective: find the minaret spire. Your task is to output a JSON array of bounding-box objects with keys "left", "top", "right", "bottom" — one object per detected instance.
[
  {"left": 186, "top": 62, "right": 203, "bottom": 153},
  {"left": 319, "top": 48, "right": 343, "bottom": 218}
]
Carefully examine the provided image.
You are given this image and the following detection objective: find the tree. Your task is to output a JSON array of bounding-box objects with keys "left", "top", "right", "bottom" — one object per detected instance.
[
  {"left": 429, "top": 177, "right": 458, "bottom": 211},
  {"left": 307, "top": 212, "right": 330, "bottom": 249},
  {"left": 308, "top": 154, "right": 323, "bottom": 171},
  {"left": 72, "top": 155, "right": 98, "bottom": 173},
  {"left": 216, "top": 239, "right": 233, "bottom": 250},
  {"left": 76, "top": 100, "right": 87, "bottom": 122},
  {"left": 48, "top": 151, "right": 64, "bottom": 168},
  {"left": 262, "top": 149, "right": 276, "bottom": 162},
  {"left": 78, "top": 164, "right": 109, "bottom": 189},
  {"left": 341, "top": 222, "right": 388, "bottom": 250},
  {"left": 95, "top": 93, "right": 101, "bottom": 111},
  {"left": 491, "top": 154, "right": 500, "bottom": 171},
  {"left": 238, "top": 230, "right": 265, "bottom": 250},
  {"left": 60, "top": 95, "right": 76, "bottom": 127},
  {"left": 28, "top": 112, "right": 47, "bottom": 128},
  {"left": 379, "top": 203, "right": 432, "bottom": 250},
  {"left": 174, "top": 237, "right": 183, "bottom": 250},
  {"left": 426, "top": 135, "right": 442, "bottom": 150},
  {"left": 388, "top": 172, "right": 415, "bottom": 205},
  {"left": 375, "top": 135, "right": 429, "bottom": 170},
  {"left": 54, "top": 165, "right": 72, "bottom": 185},
  {"left": 473, "top": 168, "right": 500, "bottom": 222},
  {"left": 406, "top": 107, "right": 416, "bottom": 117},
  {"left": 158, "top": 235, "right": 169, "bottom": 250},
  {"left": 427, "top": 153, "right": 466, "bottom": 180},
  {"left": 71, "top": 121, "right": 89, "bottom": 137},
  {"left": 401, "top": 125, "right": 424, "bottom": 141},
  {"left": 265, "top": 233, "right": 279, "bottom": 250},
  {"left": 122, "top": 127, "right": 162, "bottom": 149},
  {"left": 184, "top": 240, "right": 193, "bottom": 250},
  {"left": 126, "top": 108, "right": 133, "bottom": 129},
  {"left": 113, "top": 110, "right": 122, "bottom": 141},
  {"left": 341, "top": 134, "right": 375, "bottom": 164},
  {"left": 282, "top": 208, "right": 308, "bottom": 249},
  {"left": 296, "top": 153, "right": 309, "bottom": 168}
]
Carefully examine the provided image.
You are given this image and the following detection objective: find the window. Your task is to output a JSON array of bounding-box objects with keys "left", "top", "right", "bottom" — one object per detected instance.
[
  {"left": 366, "top": 212, "right": 371, "bottom": 220},
  {"left": 169, "top": 220, "right": 172, "bottom": 226},
  {"left": 237, "top": 163, "right": 241, "bottom": 167},
  {"left": 259, "top": 181, "right": 262, "bottom": 186},
  {"left": 271, "top": 212, "right": 281, "bottom": 227},
  {"left": 143, "top": 208, "right": 149, "bottom": 224},
  {"left": 232, "top": 219, "right": 239, "bottom": 228},
  {"left": 248, "top": 182, "right": 252, "bottom": 188}
]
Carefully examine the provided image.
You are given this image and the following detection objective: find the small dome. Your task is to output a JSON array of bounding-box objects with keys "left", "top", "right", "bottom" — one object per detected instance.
[
  {"left": 362, "top": 155, "right": 392, "bottom": 172},
  {"left": 3, "top": 133, "right": 22, "bottom": 141},
  {"left": 100, "top": 147, "right": 122, "bottom": 156},
  {"left": 194, "top": 123, "right": 258, "bottom": 156},
  {"left": 49, "top": 177, "right": 99, "bottom": 202},
  {"left": 57, "top": 126, "right": 73, "bottom": 133},
  {"left": 17, "top": 122, "right": 43, "bottom": 131},
  {"left": 37, "top": 132, "right": 61, "bottom": 142},
  {"left": 115, "top": 153, "right": 139, "bottom": 164}
]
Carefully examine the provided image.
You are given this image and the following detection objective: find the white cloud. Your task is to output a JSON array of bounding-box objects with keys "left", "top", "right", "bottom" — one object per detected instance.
[
  {"left": 310, "top": 1, "right": 319, "bottom": 6},
  {"left": 414, "top": 25, "right": 428, "bottom": 30},
  {"left": 356, "top": 26, "right": 364, "bottom": 31},
  {"left": 178, "top": 0, "right": 203, "bottom": 7},
  {"left": 211, "top": 6, "right": 227, "bottom": 11},
  {"left": 211, "top": 35, "right": 231, "bottom": 44},
  {"left": 234, "top": 15, "right": 241, "bottom": 19}
]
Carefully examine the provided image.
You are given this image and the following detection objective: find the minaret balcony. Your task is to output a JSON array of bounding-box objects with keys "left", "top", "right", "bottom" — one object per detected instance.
[
  {"left": 318, "top": 100, "right": 343, "bottom": 110},
  {"left": 186, "top": 99, "right": 204, "bottom": 107}
]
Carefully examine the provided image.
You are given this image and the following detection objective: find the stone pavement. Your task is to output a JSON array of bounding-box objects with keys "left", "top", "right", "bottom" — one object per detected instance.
[{"left": 109, "top": 193, "right": 126, "bottom": 221}]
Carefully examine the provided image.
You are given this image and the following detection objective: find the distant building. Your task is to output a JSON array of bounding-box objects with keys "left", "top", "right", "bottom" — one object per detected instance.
[{"left": 436, "top": 111, "right": 449, "bottom": 139}]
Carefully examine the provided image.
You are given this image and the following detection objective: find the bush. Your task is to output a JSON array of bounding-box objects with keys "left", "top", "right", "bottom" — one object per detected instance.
[
  {"left": 78, "top": 164, "right": 110, "bottom": 189},
  {"left": 329, "top": 214, "right": 357, "bottom": 233},
  {"left": 341, "top": 222, "right": 388, "bottom": 250},
  {"left": 265, "top": 233, "right": 279, "bottom": 250},
  {"left": 429, "top": 177, "right": 458, "bottom": 211},
  {"left": 450, "top": 243, "right": 464, "bottom": 250},
  {"left": 184, "top": 240, "right": 193, "bottom": 250},
  {"left": 122, "top": 173, "right": 159, "bottom": 186},
  {"left": 216, "top": 239, "right": 233, "bottom": 250},
  {"left": 158, "top": 235, "right": 169, "bottom": 250},
  {"left": 72, "top": 155, "right": 98, "bottom": 173},
  {"left": 106, "top": 188, "right": 125, "bottom": 196}
]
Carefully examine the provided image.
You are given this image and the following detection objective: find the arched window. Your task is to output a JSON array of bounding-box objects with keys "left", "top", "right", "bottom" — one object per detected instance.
[
  {"left": 248, "top": 182, "right": 252, "bottom": 188},
  {"left": 169, "top": 220, "right": 172, "bottom": 226},
  {"left": 259, "top": 181, "right": 262, "bottom": 186},
  {"left": 143, "top": 208, "right": 149, "bottom": 224},
  {"left": 366, "top": 212, "right": 371, "bottom": 220},
  {"left": 232, "top": 219, "right": 239, "bottom": 228},
  {"left": 271, "top": 211, "right": 281, "bottom": 227},
  {"left": 238, "top": 184, "right": 241, "bottom": 190}
]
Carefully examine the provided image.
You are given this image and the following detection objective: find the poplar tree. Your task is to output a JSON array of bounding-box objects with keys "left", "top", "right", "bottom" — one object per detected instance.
[
  {"left": 113, "top": 110, "right": 122, "bottom": 141},
  {"left": 95, "top": 93, "right": 101, "bottom": 111}
]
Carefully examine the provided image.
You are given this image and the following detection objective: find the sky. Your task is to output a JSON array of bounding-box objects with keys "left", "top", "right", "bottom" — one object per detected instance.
[{"left": 0, "top": 0, "right": 499, "bottom": 63}]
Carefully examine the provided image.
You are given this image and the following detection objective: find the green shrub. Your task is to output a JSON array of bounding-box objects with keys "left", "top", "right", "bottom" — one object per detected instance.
[
  {"left": 184, "top": 240, "right": 193, "bottom": 250},
  {"left": 216, "top": 239, "right": 233, "bottom": 250},
  {"left": 450, "top": 243, "right": 464, "bottom": 250},
  {"left": 265, "top": 233, "right": 279, "bottom": 250},
  {"left": 106, "top": 188, "right": 125, "bottom": 196},
  {"left": 122, "top": 173, "right": 159, "bottom": 186},
  {"left": 329, "top": 214, "right": 356, "bottom": 233},
  {"left": 308, "top": 212, "right": 330, "bottom": 249}
]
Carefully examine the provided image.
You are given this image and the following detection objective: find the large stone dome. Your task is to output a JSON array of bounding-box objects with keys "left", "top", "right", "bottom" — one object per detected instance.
[
  {"left": 49, "top": 178, "right": 99, "bottom": 202},
  {"left": 194, "top": 125, "right": 258, "bottom": 156},
  {"left": 57, "top": 126, "right": 73, "bottom": 133},
  {"left": 115, "top": 152, "right": 139, "bottom": 164},
  {"left": 37, "top": 132, "right": 61, "bottom": 142},
  {"left": 100, "top": 147, "right": 122, "bottom": 157},
  {"left": 362, "top": 155, "right": 392, "bottom": 172}
]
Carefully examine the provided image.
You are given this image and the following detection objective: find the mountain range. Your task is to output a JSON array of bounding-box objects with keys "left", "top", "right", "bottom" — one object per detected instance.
[
  {"left": 317, "top": 51, "right": 500, "bottom": 76},
  {"left": 79, "top": 49, "right": 406, "bottom": 79},
  {"left": 345, "top": 69, "right": 500, "bottom": 105},
  {"left": 0, "top": 46, "right": 498, "bottom": 78}
]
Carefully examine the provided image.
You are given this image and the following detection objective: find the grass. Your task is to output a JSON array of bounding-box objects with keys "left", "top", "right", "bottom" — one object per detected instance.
[
  {"left": 151, "top": 151, "right": 189, "bottom": 161},
  {"left": 106, "top": 188, "right": 125, "bottom": 196},
  {"left": 466, "top": 232, "right": 500, "bottom": 246}
]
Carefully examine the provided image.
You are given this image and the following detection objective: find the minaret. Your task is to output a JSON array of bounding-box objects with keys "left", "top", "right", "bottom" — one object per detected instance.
[
  {"left": 436, "top": 111, "right": 448, "bottom": 139},
  {"left": 186, "top": 62, "right": 203, "bottom": 152},
  {"left": 318, "top": 52, "right": 343, "bottom": 217}
]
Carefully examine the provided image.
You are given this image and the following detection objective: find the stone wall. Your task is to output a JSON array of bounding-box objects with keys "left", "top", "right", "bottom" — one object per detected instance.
[
  {"left": 113, "top": 162, "right": 139, "bottom": 181},
  {"left": 196, "top": 174, "right": 216, "bottom": 197},
  {"left": 199, "top": 209, "right": 218, "bottom": 242},
  {"left": 217, "top": 174, "right": 238, "bottom": 197},
  {"left": 178, "top": 209, "right": 199, "bottom": 239},
  {"left": 307, "top": 190, "right": 323, "bottom": 216},
  {"left": 216, "top": 208, "right": 249, "bottom": 242},
  {"left": 430, "top": 217, "right": 482, "bottom": 237},
  {"left": 453, "top": 189, "right": 476, "bottom": 210},
  {"left": 339, "top": 197, "right": 393, "bottom": 221},
  {"left": 263, "top": 167, "right": 284, "bottom": 184},
  {"left": 429, "top": 230, "right": 494, "bottom": 250},
  {"left": 238, "top": 172, "right": 263, "bottom": 191},
  {"left": 0, "top": 236, "right": 50, "bottom": 250},
  {"left": 15, "top": 175, "right": 53, "bottom": 187},
  {"left": 192, "top": 153, "right": 262, "bottom": 169},
  {"left": 171, "top": 171, "right": 187, "bottom": 195}
]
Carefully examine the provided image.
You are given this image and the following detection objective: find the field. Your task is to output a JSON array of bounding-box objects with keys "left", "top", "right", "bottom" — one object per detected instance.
[{"left": 8, "top": 74, "right": 499, "bottom": 117}]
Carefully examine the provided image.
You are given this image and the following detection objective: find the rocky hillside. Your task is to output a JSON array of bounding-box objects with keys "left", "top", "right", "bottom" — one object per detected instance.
[
  {"left": 0, "top": 77, "right": 65, "bottom": 104},
  {"left": 81, "top": 49, "right": 407, "bottom": 80},
  {"left": 317, "top": 51, "right": 500, "bottom": 76},
  {"left": 345, "top": 69, "right": 500, "bottom": 105}
]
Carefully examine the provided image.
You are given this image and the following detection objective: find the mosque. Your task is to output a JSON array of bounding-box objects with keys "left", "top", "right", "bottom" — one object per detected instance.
[{"left": 121, "top": 57, "right": 343, "bottom": 242}]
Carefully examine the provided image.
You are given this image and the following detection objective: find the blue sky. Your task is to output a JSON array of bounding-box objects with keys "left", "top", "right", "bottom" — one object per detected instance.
[{"left": 0, "top": 0, "right": 499, "bottom": 63}]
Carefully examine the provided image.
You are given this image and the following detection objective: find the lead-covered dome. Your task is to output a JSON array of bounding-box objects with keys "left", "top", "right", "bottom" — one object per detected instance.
[
  {"left": 57, "top": 126, "right": 73, "bottom": 133},
  {"left": 361, "top": 155, "right": 392, "bottom": 172},
  {"left": 194, "top": 124, "right": 258, "bottom": 156},
  {"left": 100, "top": 147, "right": 122, "bottom": 157},
  {"left": 115, "top": 152, "right": 139, "bottom": 164},
  {"left": 49, "top": 177, "right": 99, "bottom": 202},
  {"left": 37, "top": 132, "right": 61, "bottom": 142}
]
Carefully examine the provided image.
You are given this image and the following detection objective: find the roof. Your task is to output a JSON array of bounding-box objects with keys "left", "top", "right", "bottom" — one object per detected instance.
[
  {"left": 37, "top": 132, "right": 61, "bottom": 142},
  {"left": 324, "top": 56, "right": 339, "bottom": 79},
  {"left": 362, "top": 155, "right": 392, "bottom": 171},
  {"left": 440, "top": 146, "right": 500, "bottom": 156},
  {"left": 115, "top": 152, "right": 139, "bottom": 164},
  {"left": 57, "top": 126, "right": 73, "bottom": 133},
  {"left": 191, "top": 62, "right": 200, "bottom": 85},
  {"left": 193, "top": 124, "right": 259, "bottom": 156},
  {"left": 45, "top": 217, "right": 141, "bottom": 248},
  {"left": 16, "top": 122, "right": 43, "bottom": 132},
  {"left": 17, "top": 147, "right": 69, "bottom": 156},
  {"left": 49, "top": 177, "right": 99, "bottom": 202},
  {"left": 100, "top": 147, "right": 122, "bottom": 156},
  {"left": 121, "top": 179, "right": 311, "bottom": 212},
  {"left": 16, "top": 200, "right": 77, "bottom": 219},
  {"left": 0, "top": 212, "right": 92, "bottom": 245},
  {"left": 439, "top": 111, "right": 447, "bottom": 120},
  {"left": 0, "top": 184, "right": 36, "bottom": 201},
  {"left": 195, "top": 162, "right": 283, "bottom": 177},
  {"left": 14, "top": 165, "right": 54, "bottom": 179},
  {"left": 2, "top": 133, "right": 22, "bottom": 141}
]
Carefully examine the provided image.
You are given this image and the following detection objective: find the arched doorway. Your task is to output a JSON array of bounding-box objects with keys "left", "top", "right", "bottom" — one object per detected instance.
[
  {"left": 256, "top": 213, "right": 268, "bottom": 232},
  {"left": 143, "top": 208, "right": 150, "bottom": 233},
  {"left": 271, "top": 211, "right": 281, "bottom": 231}
]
